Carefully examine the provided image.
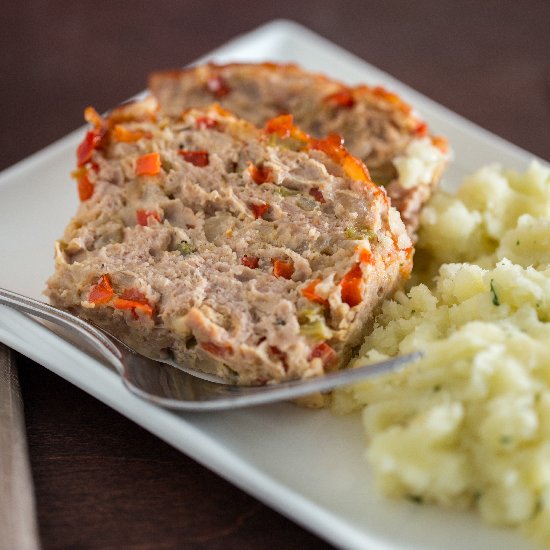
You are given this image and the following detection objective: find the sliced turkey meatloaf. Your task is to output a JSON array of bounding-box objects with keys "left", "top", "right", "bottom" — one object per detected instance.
[
  {"left": 46, "top": 98, "right": 412, "bottom": 385},
  {"left": 149, "top": 63, "right": 449, "bottom": 235}
]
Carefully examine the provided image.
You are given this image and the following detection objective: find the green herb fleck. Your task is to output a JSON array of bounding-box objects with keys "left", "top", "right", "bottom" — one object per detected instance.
[
  {"left": 490, "top": 279, "right": 500, "bottom": 306},
  {"left": 433, "top": 384, "right": 442, "bottom": 392},
  {"left": 500, "top": 435, "right": 512, "bottom": 445},
  {"left": 275, "top": 186, "right": 300, "bottom": 197},
  {"left": 177, "top": 242, "right": 196, "bottom": 256},
  {"left": 406, "top": 494, "right": 424, "bottom": 505},
  {"left": 298, "top": 307, "right": 333, "bottom": 341},
  {"left": 533, "top": 499, "right": 544, "bottom": 518},
  {"left": 344, "top": 226, "right": 374, "bottom": 240},
  {"left": 516, "top": 240, "right": 520, "bottom": 246}
]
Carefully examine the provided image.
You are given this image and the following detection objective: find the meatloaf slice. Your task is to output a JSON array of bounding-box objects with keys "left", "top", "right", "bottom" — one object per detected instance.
[
  {"left": 149, "top": 63, "right": 449, "bottom": 235},
  {"left": 46, "top": 99, "right": 412, "bottom": 385}
]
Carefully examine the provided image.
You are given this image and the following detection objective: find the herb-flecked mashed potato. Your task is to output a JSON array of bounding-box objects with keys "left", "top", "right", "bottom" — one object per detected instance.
[{"left": 333, "top": 161, "right": 550, "bottom": 546}]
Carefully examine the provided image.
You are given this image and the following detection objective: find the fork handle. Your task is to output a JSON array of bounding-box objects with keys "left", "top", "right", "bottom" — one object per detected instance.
[{"left": 0, "top": 288, "right": 121, "bottom": 369}]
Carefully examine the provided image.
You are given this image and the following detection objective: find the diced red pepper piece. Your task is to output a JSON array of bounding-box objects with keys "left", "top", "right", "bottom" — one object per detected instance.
[
  {"left": 136, "top": 209, "right": 161, "bottom": 226},
  {"left": 265, "top": 113, "right": 292, "bottom": 138},
  {"left": 400, "top": 246, "right": 414, "bottom": 278},
  {"left": 179, "top": 150, "right": 210, "bottom": 167},
  {"left": 308, "top": 342, "right": 338, "bottom": 368},
  {"left": 311, "top": 134, "right": 347, "bottom": 170},
  {"left": 200, "top": 342, "right": 232, "bottom": 357},
  {"left": 342, "top": 155, "right": 373, "bottom": 184},
  {"left": 272, "top": 259, "right": 294, "bottom": 279},
  {"left": 195, "top": 116, "right": 219, "bottom": 130},
  {"left": 206, "top": 75, "right": 230, "bottom": 98},
  {"left": 413, "top": 121, "right": 428, "bottom": 137},
  {"left": 432, "top": 136, "right": 449, "bottom": 153},
  {"left": 113, "top": 298, "right": 155, "bottom": 318},
  {"left": 77, "top": 171, "right": 94, "bottom": 201},
  {"left": 114, "top": 288, "right": 154, "bottom": 319},
  {"left": 112, "top": 125, "right": 148, "bottom": 143},
  {"left": 324, "top": 89, "right": 355, "bottom": 108},
  {"left": 248, "top": 163, "right": 272, "bottom": 184},
  {"left": 313, "top": 132, "right": 343, "bottom": 149},
  {"left": 357, "top": 247, "right": 375, "bottom": 265},
  {"left": 340, "top": 263, "right": 363, "bottom": 307},
  {"left": 372, "top": 86, "right": 412, "bottom": 114},
  {"left": 77, "top": 130, "right": 103, "bottom": 167},
  {"left": 88, "top": 274, "right": 114, "bottom": 305},
  {"left": 301, "top": 279, "right": 328, "bottom": 306},
  {"left": 251, "top": 203, "right": 269, "bottom": 220},
  {"left": 135, "top": 152, "right": 161, "bottom": 176},
  {"left": 84, "top": 106, "right": 104, "bottom": 129},
  {"left": 241, "top": 255, "right": 259, "bottom": 269},
  {"left": 310, "top": 134, "right": 373, "bottom": 184},
  {"left": 258, "top": 62, "right": 280, "bottom": 70},
  {"left": 309, "top": 187, "right": 325, "bottom": 203},
  {"left": 264, "top": 114, "right": 308, "bottom": 142}
]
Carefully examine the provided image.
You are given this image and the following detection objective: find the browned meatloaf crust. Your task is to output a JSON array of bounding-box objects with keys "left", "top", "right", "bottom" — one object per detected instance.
[
  {"left": 46, "top": 97, "right": 413, "bottom": 385},
  {"left": 149, "top": 63, "right": 449, "bottom": 234}
]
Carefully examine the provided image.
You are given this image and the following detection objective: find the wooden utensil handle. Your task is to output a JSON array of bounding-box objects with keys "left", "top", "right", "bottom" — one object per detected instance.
[{"left": 0, "top": 343, "right": 40, "bottom": 550}]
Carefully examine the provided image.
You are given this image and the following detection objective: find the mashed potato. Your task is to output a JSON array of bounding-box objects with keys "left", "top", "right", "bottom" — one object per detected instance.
[
  {"left": 334, "top": 161, "right": 550, "bottom": 546},
  {"left": 416, "top": 161, "right": 550, "bottom": 270}
]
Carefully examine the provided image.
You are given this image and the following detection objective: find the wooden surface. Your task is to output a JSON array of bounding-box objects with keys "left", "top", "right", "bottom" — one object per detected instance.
[{"left": 2, "top": 1, "right": 550, "bottom": 548}]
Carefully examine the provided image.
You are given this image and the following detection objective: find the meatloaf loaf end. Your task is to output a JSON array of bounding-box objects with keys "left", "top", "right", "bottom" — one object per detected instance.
[
  {"left": 46, "top": 98, "right": 412, "bottom": 385},
  {"left": 149, "top": 63, "right": 449, "bottom": 235}
]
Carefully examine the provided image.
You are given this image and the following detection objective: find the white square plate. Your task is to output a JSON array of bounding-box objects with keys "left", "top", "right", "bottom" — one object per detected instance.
[{"left": 0, "top": 20, "right": 542, "bottom": 550}]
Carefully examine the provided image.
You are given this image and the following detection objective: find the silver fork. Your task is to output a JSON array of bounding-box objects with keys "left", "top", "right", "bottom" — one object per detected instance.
[{"left": 0, "top": 287, "right": 421, "bottom": 411}]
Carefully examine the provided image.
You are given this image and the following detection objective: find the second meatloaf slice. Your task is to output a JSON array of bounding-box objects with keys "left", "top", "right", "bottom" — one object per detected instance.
[
  {"left": 149, "top": 63, "right": 449, "bottom": 234},
  {"left": 47, "top": 99, "right": 412, "bottom": 384}
]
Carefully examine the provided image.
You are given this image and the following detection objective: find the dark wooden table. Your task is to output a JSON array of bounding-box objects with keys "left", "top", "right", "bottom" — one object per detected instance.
[{"left": 2, "top": 2, "right": 549, "bottom": 548}]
